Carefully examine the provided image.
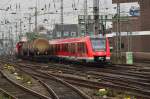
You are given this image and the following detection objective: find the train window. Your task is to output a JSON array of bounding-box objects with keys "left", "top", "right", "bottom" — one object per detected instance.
[
  {"left": 55, "top": 45, "right": 57, "bottom": 52},
  {"left": 62, "top": 44, "right": 64, "bottom": 52},
  {"left": 77, "top": 43, "right": 81, "bottom": 53},
  {"left": 80, "top": 43, "right": 84, "bottom": 53},
  {"left": 56, "top": 44, "right": 59, "bottom": 52},
  {"left": 54, "top": 45, "right": 56, "bottom": 52},
  {"left": 64, "top": 44, "right": 68, "bottom": 52},
  {"left": 50, "top": 45, "right": 54, "bottom": 54},
  {"left": 78, "top": 42, "right": 86, "bottom": 54},
  {"left": 90, "top": 38, "right": 106, "bottom": 51},
  {"left": 71, "top": 43, "right": 76, "bottom": 54},
  {"left": 59, "top": 44, "right": 61, "bottom": 52},
  {"left": 67, "top": 44, "right": 69, "bottom": 52},
  {"left": 77, "top": 42, "right": 86, "bottom": 54},
  {"left": 121, "top": 43, "right": 124, "bottom": 49},
  {"left": 82, "top": 43, "right": 87, "bottom": 54},
  {"left": 77, "top": 43, "right": 80, "bottom": 53},
  {"left": 57, "top": 44, "right": 59, "bottom": 52},
  {"left": 70, "top": 43, "right": 73, "bottom": 53},
  {"left": 52, "top": 45, "right": 54, "bottom": 54},
  {"left": 63, "top": 44, "right": 65, "bottom": 52},
  {"left": 68, "top": 43, "right": 71, "bottom": 53},
  {"left": 70, "top": 44, "right": 73, "bottom": 53},
  {"left": 59, "top": 45, "right": 60, "bottom": 51},
  {"left": 75, "top": 43, "right": 78, "bottom": 53}
]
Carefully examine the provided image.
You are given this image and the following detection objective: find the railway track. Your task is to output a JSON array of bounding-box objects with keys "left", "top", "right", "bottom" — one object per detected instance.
[
  {"left": 16, "top": 60, "right": 150, "bottom": 99},
  {"left": 1, "top": 57, "right": 150, "bottom": 98},
  {"left": 0, "top": 69, "right": 50, "bottom": 99},
  {"left": 20, "top": 61, "right": 150, "bottom": 82},
  {"left": 17, "top": 66, "right": 91, "bottom": 99},
  {"left": 0, "top": 58, "right": 90, "bottom": 99},
  {"left": 0, "top": 88, "right": 17, "bottom": 99}
]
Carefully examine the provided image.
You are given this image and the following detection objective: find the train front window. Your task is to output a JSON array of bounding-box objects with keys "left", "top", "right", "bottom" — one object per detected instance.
[{"left": 91, "top": 38, "right": 106, "bottom": 51}]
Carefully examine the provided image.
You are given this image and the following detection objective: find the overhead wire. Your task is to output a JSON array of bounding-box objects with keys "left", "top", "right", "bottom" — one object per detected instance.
[
  {"left": 1, "top": 0, "right": 89, "bottom": 32},
  {"left": 0, "top": 0, "right": 13, "bottom": 24},
  {"left": 53, "top": 0, "right": 57, "bottom": 12},
  {"left": 0, "top": 0, "right": 12, "bottom": 9}
]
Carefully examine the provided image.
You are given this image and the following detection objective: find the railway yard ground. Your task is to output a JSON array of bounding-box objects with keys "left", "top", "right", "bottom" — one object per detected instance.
[{"left": 0, "top": 56, "right": 150, "bottom": 99}]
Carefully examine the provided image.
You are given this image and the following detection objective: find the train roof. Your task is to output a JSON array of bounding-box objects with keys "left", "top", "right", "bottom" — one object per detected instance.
[
  {"left": 49, "top": 36, "right": 89, "bottom": 44},
  {"left": 49, "top": 35, "right": 106, "bottom": 44}
]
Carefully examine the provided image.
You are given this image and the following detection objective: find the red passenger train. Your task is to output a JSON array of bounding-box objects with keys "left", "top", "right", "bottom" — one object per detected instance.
[{"left": 49, "top": 36, "right": 110, "bottom": 62}]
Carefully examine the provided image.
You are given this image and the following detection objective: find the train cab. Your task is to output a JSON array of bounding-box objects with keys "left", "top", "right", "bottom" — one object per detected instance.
[{"left": 88, "top": 36, "right": 110, "bottom": 62}]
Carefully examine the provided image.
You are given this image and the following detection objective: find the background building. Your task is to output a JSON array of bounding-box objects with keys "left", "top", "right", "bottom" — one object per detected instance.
[
  {"left": 112, "top": 0, "right": 150, "bottom": 31},
  {"left": 52, "top": 24, "right": 79, "bottom": 38}
]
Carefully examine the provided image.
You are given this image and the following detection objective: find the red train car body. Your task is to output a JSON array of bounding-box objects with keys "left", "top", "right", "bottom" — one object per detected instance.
[{"left": 49, "top": 36, "right": 110, "bottom": 62}]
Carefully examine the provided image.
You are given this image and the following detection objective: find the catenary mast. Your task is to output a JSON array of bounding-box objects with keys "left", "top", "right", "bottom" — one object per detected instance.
[{"left": 93, "top": 0, "right": 100, "bottom": 35}]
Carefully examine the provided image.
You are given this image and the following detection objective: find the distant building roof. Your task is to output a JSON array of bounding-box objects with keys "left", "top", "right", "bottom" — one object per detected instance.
[{"left": 53, "top": 24, "right": 78, "bottom": 32}]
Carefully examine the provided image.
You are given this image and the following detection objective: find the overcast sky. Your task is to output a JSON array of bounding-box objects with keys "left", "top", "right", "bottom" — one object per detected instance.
[
  {"left": 0, "top": 0, "right": 112, "bottom": 24},
  {"left": 0, "top": 0, "right": 139, "bottom": 33}
]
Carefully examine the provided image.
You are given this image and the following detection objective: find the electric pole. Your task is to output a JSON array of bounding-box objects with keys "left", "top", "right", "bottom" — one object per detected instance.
[
  {"left": 29, "top": 14, "right": 31, "bottom": 32},
  {"left": 19, "top": 19, "right": 22, "bottom": 40},
  {"left": 35, "top": 0, "right": 38, "bottom": 33},
  {"left": 116, "top": 1, "right": 121, "bottom": 63},
  {"left": 93, "top": 0, "right": 100, "bottom": 35},
  {"left": 84, "top": 0, "right": 88, "bottom": 36},
  {"left": 15, "top": 22, "right": 18, "bottom": 42},
  {"left": 61, "top": 0, "right": 64, "bottom": 37}
]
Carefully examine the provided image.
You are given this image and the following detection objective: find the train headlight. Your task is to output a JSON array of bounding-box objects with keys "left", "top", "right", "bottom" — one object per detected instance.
[{"left": 106, "top": 57, "right": 110, "bottom": 60}]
